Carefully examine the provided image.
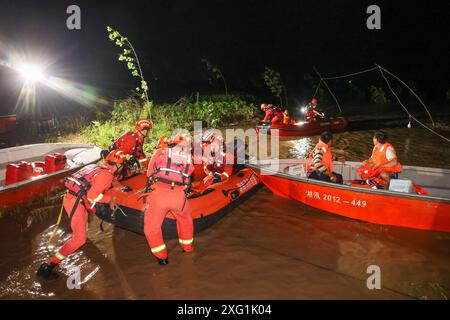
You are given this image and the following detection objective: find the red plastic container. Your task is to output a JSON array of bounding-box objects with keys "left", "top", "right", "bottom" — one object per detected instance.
[
  {"left": 44, "top": 153, "right": 67, "bottom": 173},
  {"left": 5, "top": 161, "right": 32, "bottom": 185},
  {"left": 31, "top": 161, "right": 46, "bottom": 176},
  {"left": 5, "top": 163, "right": 21, "bottom": 185}
]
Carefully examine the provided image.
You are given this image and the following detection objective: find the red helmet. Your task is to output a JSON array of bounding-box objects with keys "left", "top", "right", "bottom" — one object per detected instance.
[
  {"left": 168, "top": 130, "right": 192, "bottom": 147},
  {"left": 202, "top": 129, "right": 223, "bottom": 143},
  {"left": 104, "top": 150, "right": 128, "bottom": 167},
  {"left": 311, "top": 98, "right": 318, "bottom": 104},
  {"left": 135, "top": 118, "right": 153, "bottom": 132}
]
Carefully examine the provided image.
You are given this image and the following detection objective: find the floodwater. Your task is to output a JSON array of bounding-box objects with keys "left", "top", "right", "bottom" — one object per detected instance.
[{"left": 1, "top": 124, "right": 449, "bottom": 300}]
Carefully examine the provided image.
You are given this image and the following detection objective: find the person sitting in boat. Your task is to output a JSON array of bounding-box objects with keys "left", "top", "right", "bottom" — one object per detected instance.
[
  {"left": 145, "top": 130, "right": 195, "bottom": 266},
  {"left": 361, "top": 131, "right": 402, "bottom": 186},
  {"left": 304, "top": 98, "right": 325, "bottom": 122},
  {"left": 283, "top": 110, "right": 295, "bottom": 124},
  {"left": 108, "top": 118, "right": 153, "bottom": 178},
  {"left": 261, "top": 103, "right": 283, "bottom": 124},
  {"left": 306, "top": 131, "right": 343, "bottom": 184},
  {"left": 36, "top": 150, "right": 127, "bottom": 280},
  {"left": 201, "top": 129, "right": 233, "bottom": 188}
]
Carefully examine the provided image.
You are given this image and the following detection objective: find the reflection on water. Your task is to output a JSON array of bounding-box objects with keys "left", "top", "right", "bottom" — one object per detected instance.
[{"left": 0, "top": 125, "right": 449, "bottom": 299}]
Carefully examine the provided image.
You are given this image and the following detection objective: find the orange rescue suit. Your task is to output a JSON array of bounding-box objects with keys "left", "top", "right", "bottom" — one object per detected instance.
[
  {"left": 144, "top": 146, "right": 195, "bottom": 260},
  {"left": 48, "top": 165, "right": 114, "bottom": 265},
  {"left": 111, "top": 131, "right": 148, "bottom": 167}
]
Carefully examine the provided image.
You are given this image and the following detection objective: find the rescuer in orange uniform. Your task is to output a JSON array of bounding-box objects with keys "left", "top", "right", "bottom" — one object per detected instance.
[
  {"left": 363, "top": 131, "right": 402, "bottom": 185},
  {"left": 36, "top": 150, "right": 127, "bottom": 280},
  {"left": 261, "top": 103, "right": 283, "bottom": 124},
  {"left": 307, "top": 131, "right": 343, "bottom": 184},
  {"left": 201, "top": 130, "right": 234, "bottom": 188},
  {"left": 144, "top": 130, "right": 195, "bottom": 265},
  {"left": 304, "top": 98, "right": 325, "bottom": 122},
  {"left": 283, "top": 110, "right": 295, "bottom": 124},
  {"left": 108, "top": 118, "right": 152, "bottom": 177}
]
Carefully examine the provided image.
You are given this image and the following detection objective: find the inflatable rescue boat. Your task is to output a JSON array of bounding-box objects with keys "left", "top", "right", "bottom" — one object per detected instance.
[
  {"left": 95, "top": 166, "right": 261, "bottom": 239},
  {"left": 257, "top": 117, "right": 348, "bottom": 137}
]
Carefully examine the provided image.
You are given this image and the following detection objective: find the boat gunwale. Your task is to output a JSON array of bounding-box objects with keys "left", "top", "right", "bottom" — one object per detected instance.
[
  {"left": 247, "top": 163, "right": 450, "bottom": 204},
  {"left": 0, "top": 145, "right": 102, "bottom": 192}
]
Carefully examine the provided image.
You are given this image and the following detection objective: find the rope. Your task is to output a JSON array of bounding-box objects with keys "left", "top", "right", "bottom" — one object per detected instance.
[
  {"left": 46, "top": 197, "right": 65, "bottom": 254},
  {"left": 376, "top": 64, "right": 435, "bottom": 127},
  {"left": 313, "top": 67, "right": 342, "bottom": 114},
  {"left": 378, "top": 67, "right": 450, "bottom": 143},
  {"left": 312, "top": 64, "right": 449, "bottom": 143},
  {"left": 321, "top": 67, "right": 379, "bottom": 80},
  {"left": 312, "top": 79, "right": 322, "bottom": 99}
]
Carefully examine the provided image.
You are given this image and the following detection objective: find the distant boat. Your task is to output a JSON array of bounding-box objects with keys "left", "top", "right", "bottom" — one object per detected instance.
[
  {"left": 257, "top": 117, "right": 348, "bottom": 137},
  {"left": 248, "top": 159, "right": 450, "bottom": 233},
  {"left": 0, "top": 114, "right": 17, "bottom": 135},
  {"left": 0, "top": 143, "right": 102, "bottom": 212}
]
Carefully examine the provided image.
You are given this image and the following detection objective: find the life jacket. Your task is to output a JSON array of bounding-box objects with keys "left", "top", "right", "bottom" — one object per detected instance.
[
  {"left": 371, "top": 142, "right": 402, "bottom": 172},
  {"left": 110, "top": 131, "right": 144, "bottom": 158},
  {"left": 203, "top": 144, "right": 227, "bottom": 175},
  {"left": 306, "top": 141, "right": 333, "bottom": 173},
  {"left": 64, "top": 164, "right": 105, "bottom": 211},
  {"left": 151, "top": 147, "right": 194, "bottom": 188}
]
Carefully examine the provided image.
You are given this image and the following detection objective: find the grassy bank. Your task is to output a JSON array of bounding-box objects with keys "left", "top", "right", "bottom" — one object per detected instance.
[{"left": 50, "top": 94, "right": 257, "bottom": 152}]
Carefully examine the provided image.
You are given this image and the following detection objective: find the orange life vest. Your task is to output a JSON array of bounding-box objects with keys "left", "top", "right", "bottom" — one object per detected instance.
[
  {"left": 371, "top": 142, "right": 401, "bottom": 169},
  {"left": 306, "top": 141, "right": 333, "bottom": 173},
  {"left": 110, "top": 131, "right": 145, "bottom": 159},
  {"left": 151, "top": 146, "right": 194, "bottom": 187},
  {"left": 64, "top": 164, "right": 110, "bottom": 212}
]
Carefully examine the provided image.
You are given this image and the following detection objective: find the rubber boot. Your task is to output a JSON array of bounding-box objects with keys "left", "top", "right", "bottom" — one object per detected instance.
[
  {"left": 158, "top": 258, "right": 169, "bottom": 266},
  {"left": 36, "top": 262, "right": 59, "bottom": 280}
]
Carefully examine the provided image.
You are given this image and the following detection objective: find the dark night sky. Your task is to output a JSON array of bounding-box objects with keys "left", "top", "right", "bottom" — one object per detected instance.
[{"left": 0, "top": 0, "right": 449, "bottom": 115}]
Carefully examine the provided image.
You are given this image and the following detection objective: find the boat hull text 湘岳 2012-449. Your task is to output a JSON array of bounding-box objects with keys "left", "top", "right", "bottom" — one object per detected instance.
[
  {"left": 0, "top": 143, "right": 102, "bottom": 212},
  {"left": 248, "top": 159, "right": 450, "bottom": 233}
]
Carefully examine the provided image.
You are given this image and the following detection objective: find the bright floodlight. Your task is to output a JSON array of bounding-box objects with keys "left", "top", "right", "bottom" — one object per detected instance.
[{"left": 16, "top": 63, "right": 45, "bottom": 82}]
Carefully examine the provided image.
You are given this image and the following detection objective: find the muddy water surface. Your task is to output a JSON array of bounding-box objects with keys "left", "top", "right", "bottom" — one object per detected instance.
[{"left": 1, "top": 125, "right": 449, "bottom": 299}]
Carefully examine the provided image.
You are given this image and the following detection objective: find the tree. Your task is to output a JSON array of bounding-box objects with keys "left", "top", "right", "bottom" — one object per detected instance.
[
  {"left": 201, "top": 58, "right": 228, "bottom": 95},
  {"left": 107, "top": 26, "right": 152, "bottom": 118},
  {"left": 262, "top": 67, "right": 287, "bottom": 107}
]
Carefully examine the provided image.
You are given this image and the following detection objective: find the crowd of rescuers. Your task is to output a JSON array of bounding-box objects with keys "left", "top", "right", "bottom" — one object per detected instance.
[
  {"left": 260, "top": 98, "right": 326, "bottom": 125},
  {"left": 307, "top": 130, "right": 401, "bottom": 187},
  {"left": 37, "top": 121, "right": 245, "bottom": 279}
]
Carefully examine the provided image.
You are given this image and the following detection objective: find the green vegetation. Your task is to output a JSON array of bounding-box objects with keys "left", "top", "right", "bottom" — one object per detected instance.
[
  {"left": 369, "top": 85, "right": 390, "bottom": 105},
  {"left": 107, "top": 26, "right": 152, "bottom": 117},
  {"left": 51, "top": 27, "right": 256, "bottom": 152},
  {"left": 54, "top": 94, "right": 256, "bottom": 153},
  {"left": 262, "top": 67, "right": 287, "bottom": 107}
]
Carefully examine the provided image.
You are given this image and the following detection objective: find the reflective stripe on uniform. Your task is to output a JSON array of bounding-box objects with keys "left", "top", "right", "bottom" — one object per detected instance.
[
  {"left": 55, "top": 251, "right": 66, "bottom": 261},
  {"left": 139, "top": 158, "right": 147, "bottom": 163},
  {"left": 158, "top": 167, "right": 190, "bottom": 177},
  {"left": 151, "top": 243, "right": 167, "bottom": 253},
  {"left": 222, "top": 172, "right": 230, "bottom": 178},
  {"left": 179, "top": 238, "right": 194, "bottom": 245},
  {"left": 88, "top": 193, "right": 104, "bottom": 203},
  {"left": 67, "top": 177, "right": 82, "bottom": 186}
]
